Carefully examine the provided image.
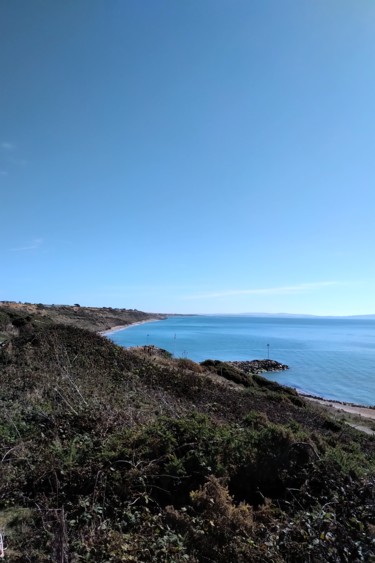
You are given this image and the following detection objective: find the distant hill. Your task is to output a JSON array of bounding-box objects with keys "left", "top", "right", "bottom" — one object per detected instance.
[
  {"left": 234, "top": 312, "right": 320, "bottom": 318},
  {"left": 234, "top": 312, "right": 375, "bottom": 319},
  {"left": 346, "top": 314, "right": 375, "bottom": 319}
]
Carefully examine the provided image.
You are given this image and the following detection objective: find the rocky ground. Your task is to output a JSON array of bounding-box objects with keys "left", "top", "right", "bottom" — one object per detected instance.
[{"left": 228, "top": 358, "right": 289, "bottom": 374}]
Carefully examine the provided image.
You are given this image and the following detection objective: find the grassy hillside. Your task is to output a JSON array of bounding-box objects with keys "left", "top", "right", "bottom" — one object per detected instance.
[
  {"left": 0, "top": 307, "right": 374, "bottom": 561},
  {"left": 0, "top": 301, "right": 166, "bottom": 339}
]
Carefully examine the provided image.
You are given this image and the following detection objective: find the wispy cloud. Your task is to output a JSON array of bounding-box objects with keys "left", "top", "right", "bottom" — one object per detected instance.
[
  {"left": 9, "top": 238, "right": 43, "bottom": 252},
  {"left": 1, "top": 142, "right": 27, "bottom": 167},
  {"left": 8, "top": 157, "right": 27, "bottom": 167},
  {"left": 1, "top": 142, "right": 15, "bottom": 150},
  {"left": 183, "top": 282, "right": 339, "bottom": 300},
  {"left": 0, "top": 170, "right": 8, "bottom": 176}
]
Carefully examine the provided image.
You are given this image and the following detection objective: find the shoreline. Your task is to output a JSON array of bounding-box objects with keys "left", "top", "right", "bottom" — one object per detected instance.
[
  {"left": 301, "top": 393, "right": 375, "bottom": 421},
  {"left": 99, "top": 318, "right": 375, "bottom": 426},
  {"left": 99, "top": 318, "right": 163, "bottom": 336}
]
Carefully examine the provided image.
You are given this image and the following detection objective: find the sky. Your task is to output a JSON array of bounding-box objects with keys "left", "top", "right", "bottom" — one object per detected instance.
[{"left": 2, "top": 0, "right": 375, "bottom": 315}]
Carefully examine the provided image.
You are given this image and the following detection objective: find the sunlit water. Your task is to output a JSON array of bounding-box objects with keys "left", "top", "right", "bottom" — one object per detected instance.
[{"left": 108, "top": 315, "right": 375, "bottom": 406}]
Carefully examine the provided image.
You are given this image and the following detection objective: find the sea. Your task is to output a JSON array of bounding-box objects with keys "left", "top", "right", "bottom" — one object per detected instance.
[{"left": 108, "top": 315, "right": 375, "bottom": 407}]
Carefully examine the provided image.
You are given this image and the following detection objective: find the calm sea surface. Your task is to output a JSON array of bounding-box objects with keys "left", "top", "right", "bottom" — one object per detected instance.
[{"left": 108, "top": 316, "right": 375, "bottom": 406}]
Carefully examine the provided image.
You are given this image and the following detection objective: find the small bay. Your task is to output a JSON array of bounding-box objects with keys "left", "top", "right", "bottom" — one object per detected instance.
[{"left": 108, "top": 315, "right": 375, "bottom": 406}]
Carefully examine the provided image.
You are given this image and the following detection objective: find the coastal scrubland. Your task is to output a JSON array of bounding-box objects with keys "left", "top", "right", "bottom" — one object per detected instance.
[
  {"left": 0, "top": 303, "right": 374, "bottom": 561},
  {"left": 0, "top": 301, "right": 165, "bottom": 339}
]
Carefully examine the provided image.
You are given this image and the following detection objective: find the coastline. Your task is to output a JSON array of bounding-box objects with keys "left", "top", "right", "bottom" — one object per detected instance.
[
  {"left": 100, "top": 315, "right": 375, "bottom": 429},
  {"left": 99, "top": 318, "right": 163, "bottom": 336},
  {"left": 296, "top": 392, "right": 375, "bottom": 434},
  {"left": 302, "top": 393, "right": 375, "bottom": 421}
]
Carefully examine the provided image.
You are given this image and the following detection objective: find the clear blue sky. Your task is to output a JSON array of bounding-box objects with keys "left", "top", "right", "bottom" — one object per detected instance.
[{"left": 2, "top": 1, "right": 375, "bottom": 315}]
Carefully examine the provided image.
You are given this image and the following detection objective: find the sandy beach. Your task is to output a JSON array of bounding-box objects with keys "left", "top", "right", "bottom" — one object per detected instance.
[
  {"left": 300, "top": 394, "right": 375, "bottom": 435},
  {"left": 99, "top": 318, "right": 162, "bottom": 336},
  {"left": 304, "top": 395, "right": 375, "bottom": 420}
]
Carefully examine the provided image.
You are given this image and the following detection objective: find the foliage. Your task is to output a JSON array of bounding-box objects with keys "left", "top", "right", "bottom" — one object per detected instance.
[
  {"left": 0, "top": 308, "right": 375, "bottom": 561},
  {"left": 200, "top": 359, "right": 253, "bottom": 386}
]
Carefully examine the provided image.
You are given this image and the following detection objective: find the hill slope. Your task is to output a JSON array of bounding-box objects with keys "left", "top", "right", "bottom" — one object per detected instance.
[
  {"left": 0, "top": 301, "right": 166, "bottom": 338},
  {"left": 0, "top": 306, "right": 374, "bottom": 561}
]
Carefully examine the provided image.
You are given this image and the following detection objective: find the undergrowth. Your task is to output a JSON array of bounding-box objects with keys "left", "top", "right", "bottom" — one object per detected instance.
[{"left": 0, "top": 313, "right": 374, "bottom": 561}]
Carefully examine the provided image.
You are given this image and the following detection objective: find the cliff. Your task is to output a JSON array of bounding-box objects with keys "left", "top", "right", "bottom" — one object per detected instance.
[{"left": 0, "top": 301, "right": 166, "bottom": 339}]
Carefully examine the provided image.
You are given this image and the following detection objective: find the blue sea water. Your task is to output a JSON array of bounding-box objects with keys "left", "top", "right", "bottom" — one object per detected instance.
[{"left": 108, "top": 315, "right": 375, "bottom": 406}]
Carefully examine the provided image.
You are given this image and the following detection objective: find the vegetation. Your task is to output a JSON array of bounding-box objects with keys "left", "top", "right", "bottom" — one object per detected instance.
[
  {"left": 0, "top": 301, "right": 166, "bottom": 335},
  {"left": 0, "top": 304, "right": 374, "bottom": 561}
]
